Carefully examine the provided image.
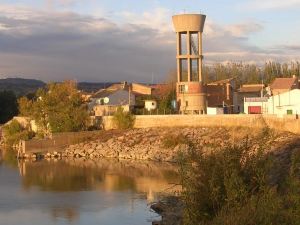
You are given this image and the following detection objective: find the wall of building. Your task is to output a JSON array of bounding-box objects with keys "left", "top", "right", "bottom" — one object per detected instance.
[
  {"left": 94, "top": 105, "right": 131, "bottom": 117},
  {"left": 102, "top": 114, "right": 300, "bottom": 134},
  {"left": 207, "top": 107, "right": 224, "bottom": 115},
  {"left": 244, "top": 99, "right": 269, "bottom": 114},
  {"left": 237, "top": 92, "right": 262, "bottom": 113},
  {"left": 268, "top": 89, "right": 300, "bottom": 116}
]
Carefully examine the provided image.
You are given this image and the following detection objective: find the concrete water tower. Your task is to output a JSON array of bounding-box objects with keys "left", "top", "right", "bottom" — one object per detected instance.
[{"left": 172, "top": 14, "right": 207, "bottom": 114}]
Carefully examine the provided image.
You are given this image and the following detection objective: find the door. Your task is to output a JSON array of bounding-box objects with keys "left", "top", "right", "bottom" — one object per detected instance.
[{"left": 248, "top": 106, "right": 262, "bottom": 114}]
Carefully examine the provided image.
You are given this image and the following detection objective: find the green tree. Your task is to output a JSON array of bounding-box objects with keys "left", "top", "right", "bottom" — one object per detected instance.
[
  {"left": 113, "top": 106, "right": 135, "bottom": 129},
  {"left": 2, "top": 119, "right": 34, "bottom": 145},
  {"left": 0, "top": 91, "right": 18, "bottom": 124},
  {"left": 18, "top": 81, "right": 89, "bottom": 134}
]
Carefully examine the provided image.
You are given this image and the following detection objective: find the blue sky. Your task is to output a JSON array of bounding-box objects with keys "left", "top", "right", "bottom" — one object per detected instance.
[{"left": 0, "top": 0, "right": 299, "bottom": 82}]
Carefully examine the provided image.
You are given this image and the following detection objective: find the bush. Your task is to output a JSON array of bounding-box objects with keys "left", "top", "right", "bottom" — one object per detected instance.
[
  {"left": 112, "top": 107, "right": 135, "bottom": 130},
  {"left": 2, "top": 119, "right": 34, "bottom": 146},
  {"left": 178, "top": 141, "right": 300, "bottom": 225}
]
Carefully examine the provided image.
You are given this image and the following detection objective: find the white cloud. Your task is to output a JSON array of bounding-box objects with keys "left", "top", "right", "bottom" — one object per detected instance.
[
  {"left": 239, "top": 0, "right": 300, "bottom": 10},
  {"left": 0, "top": 4, "right": 298, "bottom": 82}
]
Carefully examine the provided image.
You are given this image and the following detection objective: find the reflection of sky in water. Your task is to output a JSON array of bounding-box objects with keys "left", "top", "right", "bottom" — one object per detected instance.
[{"left": 0, "top": 159, "right": 178, "bottom": 225}]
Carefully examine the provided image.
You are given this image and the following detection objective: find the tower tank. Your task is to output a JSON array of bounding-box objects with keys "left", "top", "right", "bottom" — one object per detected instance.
[{"left": 172, "top": 14, "right": 207, "bottom": 114}]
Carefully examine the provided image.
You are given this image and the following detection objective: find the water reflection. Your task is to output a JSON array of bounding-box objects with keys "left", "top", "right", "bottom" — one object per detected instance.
[
  {"left": 0, "top": 156, "right": 180, "bottom": 225},
  {"left": 19, "top": 158, "right": 180, "bottom": 201}
]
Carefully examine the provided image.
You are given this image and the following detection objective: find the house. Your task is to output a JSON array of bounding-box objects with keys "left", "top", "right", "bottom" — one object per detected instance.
[
  {"left": 237, "top": 84, "right": 264, "bottom": 113},
  {"left": 206, "top": 78, "right": 237, "bottom": 114},
  {"left": 269, "top": 75, "right": 299, "bottom": 95},
  {"left": 268, "top": 89, "right": 300, "bottom": 116},
  {"left": 90, "top": 82, "right": 152, "bottom": 117}
]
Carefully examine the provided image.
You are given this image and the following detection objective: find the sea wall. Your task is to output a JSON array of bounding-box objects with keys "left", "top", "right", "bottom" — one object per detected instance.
[{"left": 102, "top": 114, "right": 300, "bottom": 134}]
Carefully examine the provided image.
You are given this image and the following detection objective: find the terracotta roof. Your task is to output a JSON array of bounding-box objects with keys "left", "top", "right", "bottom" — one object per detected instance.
[
  {"left": 239, "top": 84, "right": 264, "bottom": 93},
  {"left": 208, "top": 78, "right": 235, "bottom": 85},
  {"left": 92, "top": 82, "right": 151, "bottom": 98},
  {"left": 270, "top": 77, "right": 298, "bottom": 90}
]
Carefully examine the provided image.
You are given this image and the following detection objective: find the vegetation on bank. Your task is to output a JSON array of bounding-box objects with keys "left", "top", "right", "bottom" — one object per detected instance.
[
  {"left": 18, "top": 81, "right": 89, "bottom": 136},
  {"left": 112, "top": 107, "right": 135, "bottom": 129},
  {"left": 2, "top": 119, "right": 34, "bottom": 146},
  {"left": 178, "top": 131, "right": 300, "bottom": 225}
]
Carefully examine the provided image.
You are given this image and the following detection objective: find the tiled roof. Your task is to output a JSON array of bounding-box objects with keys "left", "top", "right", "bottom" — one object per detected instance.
[
  {"left": 208, "top": 78, "right": 235, "bottom": 85},
  {"left": 92, "top": 83, "right": 128, "bottom": 98},
  {"left": 270, "top": 77, "right": 298, "bottom": 90},
  {"left": 239, "top": 84, "right": 264, "bottom": 93}
]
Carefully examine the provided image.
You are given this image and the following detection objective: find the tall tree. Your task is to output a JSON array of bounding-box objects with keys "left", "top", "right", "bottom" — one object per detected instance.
[
  {"left": 0, "top": 91, "right": 18, "bottom": 124},
  {"left": 18, "top": 81, "right": 89, "bottom": 134}
]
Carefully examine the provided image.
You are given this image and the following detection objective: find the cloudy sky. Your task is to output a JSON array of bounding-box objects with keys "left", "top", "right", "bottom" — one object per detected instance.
[{"left": 0, "top": 0, "right": 299, "bottom": 82}]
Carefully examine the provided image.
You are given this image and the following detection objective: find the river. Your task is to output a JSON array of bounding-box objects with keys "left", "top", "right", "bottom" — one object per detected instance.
[{"left": 0, "top": 151, "right": 180, "bottom": 225}]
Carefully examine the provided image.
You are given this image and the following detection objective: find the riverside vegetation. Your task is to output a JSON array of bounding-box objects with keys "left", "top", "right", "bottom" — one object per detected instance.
[
  {"left": 64, "top": 126, "right": 300, "bottom": 225},
  {"left": 158, "top": 128, "right": 300, "bottom": 225}
]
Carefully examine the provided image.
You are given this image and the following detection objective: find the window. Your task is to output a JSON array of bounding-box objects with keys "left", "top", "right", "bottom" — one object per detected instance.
[
  {"left": 179, "top": 85, "right": 188, "bottom": 93},
  {"left": 179, "top": 32, "right": 187, "bottom": 55},
  {"left": 190, "top": 32, "right": 199, "bottom": 55},
  {"left": 180, "top": 59, "right": 188, "bottom": 82},
  {"left": 190, "top": 59, "right": 199, "bottom": 81}
]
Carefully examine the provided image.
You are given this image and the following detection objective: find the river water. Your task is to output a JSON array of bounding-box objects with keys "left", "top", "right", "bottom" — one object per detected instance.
[{"left": 0, "top": 152, "right": 180, "bottom": 225}]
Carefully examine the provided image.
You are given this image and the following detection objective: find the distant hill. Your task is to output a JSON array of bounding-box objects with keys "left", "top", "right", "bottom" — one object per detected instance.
[
  {"left": 77, "top": 82, "right": 114, "bottom": 93},
  {"left": 0, "top": 78, "right": 116, "bottom": 96},
  {"left": 0, "top": 78, "right": 46, "bottom": 96}
]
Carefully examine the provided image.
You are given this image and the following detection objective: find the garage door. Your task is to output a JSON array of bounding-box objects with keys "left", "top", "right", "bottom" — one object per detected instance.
[{"left": 248, "top": 106, "right": 262, "bottom": 114}]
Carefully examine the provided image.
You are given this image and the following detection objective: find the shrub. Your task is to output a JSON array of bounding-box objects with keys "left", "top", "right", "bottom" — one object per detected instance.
[
  {"left": 112, "top": 107, "right": 135, "bottom": 130},
  {"left": 178, "top": 141, "right": 300, "bottom": 225},
  {"left": 2, "top": 119, "right": 34, "bottom": 146}
]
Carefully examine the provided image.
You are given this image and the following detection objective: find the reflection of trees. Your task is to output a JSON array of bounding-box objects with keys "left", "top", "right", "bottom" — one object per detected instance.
[
  {"left": 20, "top": 158, "right": 180, "bottom": 196},
  {"left": 1, "top": 148, "right": 18, "bottom": 168},
  {"left": 21, "top": 160, "right": 106, "bottom": 192}
]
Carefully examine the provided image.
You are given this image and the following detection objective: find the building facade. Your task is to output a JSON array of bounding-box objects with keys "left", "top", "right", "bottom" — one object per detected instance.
[
  {"left": 238, "top": 84, "right": 264, "bottom": 113},
  {"left": 268, "top": 89, "right": 300, "bottom": 116}
]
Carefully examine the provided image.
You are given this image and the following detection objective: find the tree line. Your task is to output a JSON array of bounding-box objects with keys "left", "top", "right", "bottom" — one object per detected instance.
[{"left": 203, "top": 61, "right": 300, "bottom": 86}]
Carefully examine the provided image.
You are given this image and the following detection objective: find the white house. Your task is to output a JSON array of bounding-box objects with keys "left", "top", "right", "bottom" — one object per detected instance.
[
  {"left": 268, "top": 89, "right": 300, "bottom": 116},
  {"left": 89, "top": 82, "right": 152, "bottom": 117},
  {"left": 244, "top": 89, "right": 300, "bottom": 116}
]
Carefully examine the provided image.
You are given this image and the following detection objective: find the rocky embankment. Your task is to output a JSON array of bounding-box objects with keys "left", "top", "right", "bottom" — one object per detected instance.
[
  {"left": 65, "top": 127, "right": 236, "bottom": 162},
  {"left": 64, "top": 126, "right": 299, "bottom": 163}
]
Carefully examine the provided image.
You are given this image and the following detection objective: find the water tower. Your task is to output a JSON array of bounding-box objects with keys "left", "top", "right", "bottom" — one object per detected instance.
[{"left": 172, "top": 14, "right": 207, "bottom": 114}]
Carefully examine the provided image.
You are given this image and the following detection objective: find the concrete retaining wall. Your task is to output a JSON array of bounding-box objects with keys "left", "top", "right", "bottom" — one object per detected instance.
[
  {"left": 103, "top": 114, "right": 300, "bottom": 134},
  {"left": 20, "top": 131, "right": 102, "bottom": 154}
]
